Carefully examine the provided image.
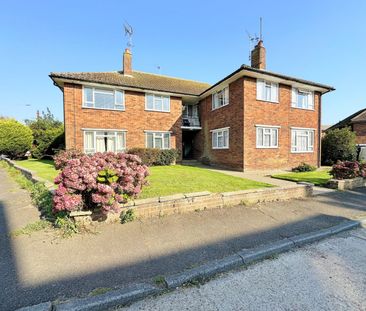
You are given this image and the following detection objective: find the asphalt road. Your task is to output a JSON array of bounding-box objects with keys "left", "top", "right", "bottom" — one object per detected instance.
[{"left": 122, "top": 228, "right": 366, "bottom": 311}]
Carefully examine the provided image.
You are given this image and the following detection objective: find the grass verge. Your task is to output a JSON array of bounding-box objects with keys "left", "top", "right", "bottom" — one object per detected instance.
[{"left": 272, "top": 170, "right": 331, "bottom": 186}]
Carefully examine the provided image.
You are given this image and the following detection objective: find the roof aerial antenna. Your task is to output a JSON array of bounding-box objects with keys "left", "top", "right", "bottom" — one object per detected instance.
[
  {"left": 123, "top": 21, "right": 134, "bottom": 48},
  {"left": 245, "top": 30, "right": 259, "bottom": 62}
]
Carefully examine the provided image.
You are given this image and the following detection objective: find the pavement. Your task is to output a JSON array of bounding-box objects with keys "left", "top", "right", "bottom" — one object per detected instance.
[
  {"left": 121, "top": 227, "right": 366, "bottom": 311},
  {"left": 1, "top": 167, "right": 366, "bottom": 310}
]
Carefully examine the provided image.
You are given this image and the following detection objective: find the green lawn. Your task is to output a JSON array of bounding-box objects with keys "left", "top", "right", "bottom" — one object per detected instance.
[
  {"left": 14, "top": 159, "right": 59, "bottom": 183},
  {"left": 13, "top": 160, "right": 272, "bottom": 198},
  {"left": 139, "top": 165, "right": 273, "bottom": 199},
  {"left": 272, "top": 170, "right": 332, "bottom": 186}
]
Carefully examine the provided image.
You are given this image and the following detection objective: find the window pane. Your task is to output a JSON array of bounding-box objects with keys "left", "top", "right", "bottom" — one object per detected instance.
[
  {"left": 154, "top": 97, "right": 163, "bottom": 111},
  {"left": 117, "top": 133, "right": 125, "bottom": 151},
  {"left": 163, "top": 97, "right": 170, "bottom": 111},
  {"left": 223, "top": 130, "right": 228, "bottom": 147},
  {"left": 115, "top": 91, "right": 124, "bottom": 107},
  {"left": 272, "top": 129, "right": 278, "bottom": 146},
  {"left": 257, "top": 128, "right": 263, "bottom": 146},
  {"left": 146, "top": 133, "right": 154, "bottom": 148},
  {"left": 212, "top": 132, "right": 217, "bottom": 147},
  {"left": 264, "top": 133, "right": 270, "bottom": 146},
  {"left": 155, "top": 136, "right": 163, "bottom": 149},
  {"left": 163, "top": 133, "right": 170, "bottom": 149},
  {"left": 84, "top": 131, "right": 94, "bottom": 153},
  {"left": 106, "top": 136, "right": 116, "bottom": 152},
  {"left": 95, "top": 91, "right": 114, "bottom": 109},
  {"left": 217, "top": 133, "right": 223, "bottom": 147},
  {"left": 84, "top": 87, "right": 93, "bottom": 103},
  {"left": 96, "top": 136, "right": 106, "bottom": 152},
  {"left": 146, "top": 94, "right": 154, "bottom": 110},
  {"left": 265, "top": 83, "right": 271, "bottom": 101}
]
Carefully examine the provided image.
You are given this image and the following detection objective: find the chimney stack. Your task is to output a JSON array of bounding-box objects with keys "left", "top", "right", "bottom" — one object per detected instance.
[
  {"left": 123, "top": 48, "right": 132, "bottom": 75},
  {"left": 251, "top": 40, "right": 266, "bottom": 70}
]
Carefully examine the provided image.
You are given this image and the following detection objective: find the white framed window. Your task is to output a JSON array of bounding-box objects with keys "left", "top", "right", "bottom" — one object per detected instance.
[
  {"left": 82, "top": 87, "right": 125, "bottom": 110},
  {"left": 145, "top": 131, "right": 170, "bottom": 149},
  {"left": 256, "top": 126, "right": 279, "bottom": 148},
  {"left": 256, "top": 79, "right": 279, "bottom": 103},
  {"left": 291, "top": 128, "right": 315, "bottom": 153},
  {"left": 212, "top": 86, "right": 229, "bottom": 110},
  {"left": 83, "top": 130, "right": 126, "bottom": 154},
  {"left": 291, "top": 88, "right": 314, "bottom": 110},
  {"left": 145, "top": 94, "right": 170, "bottom": 112},
  {"left": 211, "top": 127, "right": 229, "bottom": 149}
]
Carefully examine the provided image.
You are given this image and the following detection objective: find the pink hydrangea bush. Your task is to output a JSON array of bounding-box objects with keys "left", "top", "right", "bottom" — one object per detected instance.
[
  {"left": 53, "top": 152, "right": 149, "bottom": 214},
  {"left": 54, "top": 149, "right": 85, "bottom": 170},
  {"left": 330, "top": 161, "right": 366, "bottom": 180}
]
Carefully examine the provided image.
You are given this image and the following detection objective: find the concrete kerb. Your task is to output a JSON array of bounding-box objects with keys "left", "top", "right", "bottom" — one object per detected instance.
[{"left": 17, "top": 218, "right": 364, "bottom": 311}]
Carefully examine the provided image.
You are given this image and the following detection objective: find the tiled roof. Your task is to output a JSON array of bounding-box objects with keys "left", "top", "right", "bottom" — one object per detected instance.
[
  {"left": 327, "top": 108, "right": 366, "bottom": 131},
  {"left": 50, "top": 70, "right": 211, "bottom": 96}
]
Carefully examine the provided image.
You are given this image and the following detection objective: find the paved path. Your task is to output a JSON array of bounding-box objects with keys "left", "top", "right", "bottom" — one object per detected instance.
[
  {"left": 122, "top": 228, "right": 366, "bottom": 311},
  {"left": 1, "top": 167, "right": 366, "bottom": 310}
]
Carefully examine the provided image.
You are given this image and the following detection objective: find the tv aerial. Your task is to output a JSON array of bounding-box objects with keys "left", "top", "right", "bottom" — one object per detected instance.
[
  {"left": 124, "top": 22, "right": 134, "bottom": 48},
  {"left": 245, "top": 17, "right": 263, "bottom": 61}
]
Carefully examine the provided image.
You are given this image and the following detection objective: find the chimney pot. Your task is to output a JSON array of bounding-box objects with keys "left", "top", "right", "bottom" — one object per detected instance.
[
  {"left": 251, "top": 40, "right": 266, "bottom": 70},
  {"left": 123, "top": 48, "right": 132, "bottom": 75}
]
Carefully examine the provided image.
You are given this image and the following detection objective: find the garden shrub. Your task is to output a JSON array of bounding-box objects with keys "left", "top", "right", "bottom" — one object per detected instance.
[
  {"left": 330, "top": 161, "right": 366, "bottom": 180},
  {"left": 53, "top": 152, "right": 149, "bottom": 214},
  {"left": 128, "top": 148, "right": 179, "bottom": 166},
  {"left": 25, "top": 108, "right": 65, "bottom": 159},
  {"left": 54, "top": 149, "right": 85, "bottom": 170},
  {"left": 0, "top": 119, "right": 33, "bottom": 159},
  {"left": 292, "top": 162, "right": 317, "bottom": 172},
  {"left": 322, "top": 127, "right": 357, "bottom": 165}
]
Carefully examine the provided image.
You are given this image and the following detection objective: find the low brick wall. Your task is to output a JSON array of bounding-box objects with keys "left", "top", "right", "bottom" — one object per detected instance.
[
  {"left": 1, "top": 157, "right": 55, "bottom": 190},
  {"left": 328, "top": 177, "right": 366, "bottom": 190},
  {"left": 97, "top": 184, "right": 313, "bottom": 223}
]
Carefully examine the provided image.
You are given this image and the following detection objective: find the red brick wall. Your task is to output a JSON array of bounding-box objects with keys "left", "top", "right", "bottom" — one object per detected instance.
[
  {"left": 243, "top": 77, "right": 320, "bottom": 170},
  {"left": 194, "top": 78, "right": 245, "bottom": 170},
  {"left": 63, "top": 83, "right": 182, "bottom": 154},
  {"left": 353, "top": 123, "right": 366, "bottom": 144}
]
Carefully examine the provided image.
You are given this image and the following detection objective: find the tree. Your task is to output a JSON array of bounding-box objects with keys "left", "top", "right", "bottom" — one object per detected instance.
[
  {"left": 25, "top": 108, "right": 64, "bottom": 159},
  {"left": 0, "top": 119, "right": 33, "bottom": 159},
  {"left": 322, "top": 127, "right": 357, "bottom": 165}
]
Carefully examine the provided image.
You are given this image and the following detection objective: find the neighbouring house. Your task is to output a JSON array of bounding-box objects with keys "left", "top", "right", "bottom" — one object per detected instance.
[
  {"left": 326, "top": 108, "right": 366, "bottom": 160},
  {"left": 50, "top": 40, "right": 334, "bottom": 171}
]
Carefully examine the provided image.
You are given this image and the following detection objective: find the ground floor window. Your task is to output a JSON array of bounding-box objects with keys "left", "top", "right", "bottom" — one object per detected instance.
[
  {"left": 145, "top": 131, "right": 170, "bottom": 149},
  {"left": 211, "top": 127, "right": 229, "bottom": 149},
  {"left": 256, "top": 126, "right": 279, "bottom": 148},
  {"left": 291, "top": 128, "right": 315, "bottom": 152},
  {"left": 83, "top": 130, "right": 126, "bottom": 154}
]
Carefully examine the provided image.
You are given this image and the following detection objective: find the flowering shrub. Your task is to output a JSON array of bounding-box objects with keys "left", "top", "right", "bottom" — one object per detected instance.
[
  {"left": 128, "top": 148, "right": 180, "bottom": 166},
  {"left": 53, "top": 152, "right": 149, "bottom": 214},
  {"left": 330, "top": 161, "right": 366, "bottom": 180},
  {"left": 54, "top": 149, "right": 85, "bottom": 170}
]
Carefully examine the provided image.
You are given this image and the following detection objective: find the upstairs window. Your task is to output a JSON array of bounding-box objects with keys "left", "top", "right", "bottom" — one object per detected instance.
[
  {"left": 256, "top": 79, "right": 279, "bottom": 103},
  {"left": 212, "top": 87, "right": 229, "bottom": 110},
  {"left": 256, "top": 126, "right": 279, "bottom": 148},
  {"left": 211, "top": 127, "right": 229, "bottom": 149},
  {"left": 145, "top": 94, "right": 170, "bottom": 112},
  {"left": 83, "top": 87, "right": 125, "bottom": 110},
  {"left": 291, "top": 128, "right": 315, "bottom": 153},
  {"left": 292, "top": 88, "right": 314, "bottom": 110},
  {"left": 83, "top": 130, "right": 126, "bottom": 154},
  {"left": 145, "top": 132, "right": 170, "bottom": 149}
]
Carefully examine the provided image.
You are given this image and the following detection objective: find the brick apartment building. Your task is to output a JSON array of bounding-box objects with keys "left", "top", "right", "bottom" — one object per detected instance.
[{"left": 50, "top": 41, "right": 334, "bottom": 171}]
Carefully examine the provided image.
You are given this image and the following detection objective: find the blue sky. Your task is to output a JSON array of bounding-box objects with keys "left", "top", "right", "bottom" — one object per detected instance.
[{"left": 0, "top": 0, "right": 365, "bottom": 125}]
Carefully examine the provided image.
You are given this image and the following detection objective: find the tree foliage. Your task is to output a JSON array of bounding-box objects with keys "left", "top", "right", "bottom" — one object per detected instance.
[
  {"left": 25, "top": 108, "right": 64, "bottom": 159},
  {"left": 322, "top": 127, "right": 357, "bottom": 165},
  {"left": 0, "top": 119, "right": 33, "bottom": 159}
]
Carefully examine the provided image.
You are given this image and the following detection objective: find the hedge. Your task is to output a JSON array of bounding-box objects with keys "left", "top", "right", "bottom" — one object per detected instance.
[{"left": 127, "top": 148, "right": 180, "bottom": 166}]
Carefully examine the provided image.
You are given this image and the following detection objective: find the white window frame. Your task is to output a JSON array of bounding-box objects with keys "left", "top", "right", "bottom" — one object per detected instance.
[
  {"left": 144, "top": 131, "right": 171, "bottom": 149},
  {"left": 212, "top": 86, "right": 229, "bottom": 110},
  {"left": 82, "top": 86, "right": 125, "bottom": 111},
  {"left": 145, "top": 93, "right": 171, "bottom": 112},
  {"left": 211, "top": 127, "right": 229, "bottom": 149},
  {"left": 291, "top": 87, "right": 314, "bottom": 110},
  {"left": 256, "top": 79, "right": 279, "bottom": 103},
  {"left": 291, "top": 128, "right": 315, "bottom": 153},
  {"left": 255, "top": 125, "right": 280, "bottom": 149},
  {"left": 83, "top": 129, "right": 127, "bottom": 154}
]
